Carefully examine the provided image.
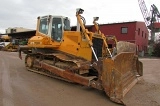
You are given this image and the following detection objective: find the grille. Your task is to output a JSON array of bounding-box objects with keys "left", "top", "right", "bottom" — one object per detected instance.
[{"left": 92, "top": 38, "right": 103, "bottom": 59}]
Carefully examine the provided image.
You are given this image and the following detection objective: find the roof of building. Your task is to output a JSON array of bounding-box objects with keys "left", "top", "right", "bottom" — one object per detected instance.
[
  {"left": 99, "top": 21, "right": 144, "bottom": 26},
  {"left": 71, "top": 21, "right": 145, "bottom": 29}
]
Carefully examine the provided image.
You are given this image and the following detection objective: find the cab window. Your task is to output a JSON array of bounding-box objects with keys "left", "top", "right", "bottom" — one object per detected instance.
[
  {"left": 39, "top": 18, "right": 49, "bottom": 35},
  {"left": 51, "top": 18, "right": 62, "bottom": 42}
]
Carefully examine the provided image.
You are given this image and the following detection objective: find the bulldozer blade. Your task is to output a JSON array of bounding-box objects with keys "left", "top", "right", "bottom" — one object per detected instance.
[
  {"left": 101, "top": 52, "right": 142, "bottom": 104},
  {"left": 116, "top": 41, "right": 136, "bottom": 54}
]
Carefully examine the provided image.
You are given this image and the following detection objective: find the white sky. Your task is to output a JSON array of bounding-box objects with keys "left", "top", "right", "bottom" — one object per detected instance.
[{"left": 0, "top": 0, "right": 159, "bottom": 33}]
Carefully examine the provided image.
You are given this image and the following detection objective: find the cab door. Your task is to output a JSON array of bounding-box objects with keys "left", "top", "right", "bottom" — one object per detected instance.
[{"left": 51, "top": 17, "right": 63, "bottom": 42}]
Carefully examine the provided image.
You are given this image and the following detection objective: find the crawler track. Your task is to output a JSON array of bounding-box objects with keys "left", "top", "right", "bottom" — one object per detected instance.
[{"left": 24, "top": 52, "right": 98, "bottom": 86}]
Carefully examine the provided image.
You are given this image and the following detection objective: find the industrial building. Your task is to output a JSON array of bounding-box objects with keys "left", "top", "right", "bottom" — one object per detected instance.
[
  {"left": 6, "top": 27, "right": 33, "bottom": 33},
  {"left": 4, "top": 27, "right": 35, "bottom": 40}
]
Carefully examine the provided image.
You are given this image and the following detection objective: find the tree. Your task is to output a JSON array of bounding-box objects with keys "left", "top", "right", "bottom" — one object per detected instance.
[{"left": 153, "top": 38, "right": 160, "bottom": 57}]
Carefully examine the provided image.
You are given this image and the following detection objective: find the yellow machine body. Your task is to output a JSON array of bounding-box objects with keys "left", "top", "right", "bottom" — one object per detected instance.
[{"left": 28, "top": 31, "right": 93, "bottom": 61}]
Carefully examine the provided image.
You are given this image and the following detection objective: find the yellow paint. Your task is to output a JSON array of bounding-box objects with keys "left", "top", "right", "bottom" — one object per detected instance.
[
  {"left": 1, "top": 35, "right": 11, "bottom": 40},
  {"left": 28, "top": 30, "right": 93, "bottom": 61}
]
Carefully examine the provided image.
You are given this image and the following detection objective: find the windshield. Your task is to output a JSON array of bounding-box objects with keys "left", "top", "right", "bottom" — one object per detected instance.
[
  {"left": 51, "top": 18, "right": 62, "bottom": 42},
  {"left": 39, "top": 18, "right": 49, "bottom": 35}
]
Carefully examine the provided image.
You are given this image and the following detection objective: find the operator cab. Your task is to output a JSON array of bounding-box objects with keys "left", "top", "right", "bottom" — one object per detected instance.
[{"left": 38, "top": 15, "right": 71, "bottom": 42}]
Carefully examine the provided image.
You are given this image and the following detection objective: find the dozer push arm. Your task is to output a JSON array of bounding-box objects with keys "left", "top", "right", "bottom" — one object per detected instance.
[
  {"left": 76, "top": 8, "right": 98, "bottom": 61},
  {"left": 93, "top": 17, "right": 112, "bottom": 57}
]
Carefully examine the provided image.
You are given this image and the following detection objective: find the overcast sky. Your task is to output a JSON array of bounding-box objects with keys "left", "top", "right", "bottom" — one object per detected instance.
[{"left": 0, "top": 0, "right": 159, "bottom": 33}]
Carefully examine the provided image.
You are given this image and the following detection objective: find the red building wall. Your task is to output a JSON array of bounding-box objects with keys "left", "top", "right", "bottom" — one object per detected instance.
[
  {"left": 135, "top": 22, "right": 148, "bottom": 52},
  {"left": 89, "top": 21, "right": 148, "bottom": 53}
]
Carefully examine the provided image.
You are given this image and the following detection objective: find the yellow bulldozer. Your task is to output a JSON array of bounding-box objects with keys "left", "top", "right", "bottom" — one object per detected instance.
[
  {"left": 0, "top": 35, "right": 23, "bottom": 52},
  {"left": 19, "top": 8, "right": 143, "bottom": 104}
]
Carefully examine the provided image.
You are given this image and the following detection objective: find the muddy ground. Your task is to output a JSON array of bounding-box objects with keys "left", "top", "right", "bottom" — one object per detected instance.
[{"left": 0, "top": 51, "right": 160, "bottom": 106}]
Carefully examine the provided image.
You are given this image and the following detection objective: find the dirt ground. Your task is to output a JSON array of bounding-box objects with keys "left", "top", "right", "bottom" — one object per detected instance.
[
  {"left": 0, "top": 51, "right": 160, "bottom": 106},
  {"left": 124, "top": 58, "right": 160, "bottom": 106}
]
